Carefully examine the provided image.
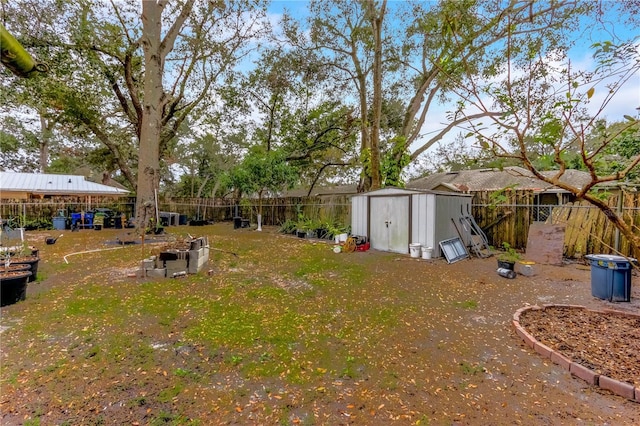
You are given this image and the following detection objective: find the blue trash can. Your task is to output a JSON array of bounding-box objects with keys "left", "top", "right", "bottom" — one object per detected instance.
[
  {"left": 584, "top": 254, "right": 635, "bottom": 302},
  {"left": 71, "top": 213, "right": 82, "bottom": 227},
  {"left": 52, "top": 216, "right": 66, "bottom": 230}
]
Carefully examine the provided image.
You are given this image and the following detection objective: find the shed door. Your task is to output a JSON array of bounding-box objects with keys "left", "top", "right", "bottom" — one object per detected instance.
[{"left": 369, "top": 196, "right": 409, "bottom": 253}]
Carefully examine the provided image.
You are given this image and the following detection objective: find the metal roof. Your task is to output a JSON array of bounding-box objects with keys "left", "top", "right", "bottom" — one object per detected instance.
[
  {"left": 0, "top": 172, "right": 130, "bottom": 197},
  {"left": 406, "top": 166, "right": 595, "bottom": 193}
]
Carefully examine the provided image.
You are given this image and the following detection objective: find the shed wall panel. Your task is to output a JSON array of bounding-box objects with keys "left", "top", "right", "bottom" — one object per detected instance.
[
  {"left": 411, "top": 194, "right": 436, "bottom": 250},
  {"left": 350, "top": 195, "right": 369, "bottom": 237},
  {"left": 434, "top": 195, "right": 472, "bottom": 257}
]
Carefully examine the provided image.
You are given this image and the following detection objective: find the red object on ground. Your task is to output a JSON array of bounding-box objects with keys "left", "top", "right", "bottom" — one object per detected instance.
[{"left": 356, "top": 242, "right": 370, "bottom": 252}]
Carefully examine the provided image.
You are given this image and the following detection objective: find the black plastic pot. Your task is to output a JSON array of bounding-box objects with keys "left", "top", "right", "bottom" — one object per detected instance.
[
  {"left": 497, "top": 259, "right": 515, "bottom": 271},
  {"left": 1, "top": 264, "right": 31, "bottom": 273},
  {"left": 9, "top": 256, "right": 39, "bottom": 282},
  {"left": 1, "top": 270, "right": 32, "bottom": 306}
]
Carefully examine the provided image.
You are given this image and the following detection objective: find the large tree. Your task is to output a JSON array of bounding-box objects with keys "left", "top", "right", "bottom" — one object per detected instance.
[
  {"left": 2, "top": 0, "right": 268, "bottom": 231},
  {"left": 289, "top": 0, "right": 594, "bottom": 191},
  {"left": 454, "top": 34, "right": 640, "bottom": 255},
  {"left": 240, "top": 45, "right": 359, "bottom": 191}
]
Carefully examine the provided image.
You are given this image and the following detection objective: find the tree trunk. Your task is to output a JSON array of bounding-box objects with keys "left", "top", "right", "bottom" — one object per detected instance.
[
  {"left": 136, "top": 2, "right": 164, "bottom": 234},
  {"left": 357, "top": 69, "right": 370, "bottom": 193},
  {"left": 366, "top": 0, "right": 385, "bottom": 190},
  {"left": 38, "top": 113, "right": 52, "bottom": 173}
]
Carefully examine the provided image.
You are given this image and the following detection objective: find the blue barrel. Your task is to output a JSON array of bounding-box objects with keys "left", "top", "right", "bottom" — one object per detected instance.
[
  {"left": 584, "top": 254, "right": 635, "bottom": 302},
  {"left": 71, "top": 213, "right": 82, "bottom": 226},
  {"left": 52, "top": 216, "right": 66, "bottom": 230}
]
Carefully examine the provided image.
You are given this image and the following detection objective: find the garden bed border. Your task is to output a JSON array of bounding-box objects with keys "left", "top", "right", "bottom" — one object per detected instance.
[{"left": 512, "top": 304, "right": 640, "bottom": 403}]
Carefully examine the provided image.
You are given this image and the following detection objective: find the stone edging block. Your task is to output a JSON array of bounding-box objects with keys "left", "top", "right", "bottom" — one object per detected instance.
[
  {"left": 512, "top": 304, "right": 639, "bottom": 403},
  {"left": 599, "top": 375, "right": 636, "bottom": 400},
  {"left": 569, "top": 362, "right": 599, "bottom": 386}
]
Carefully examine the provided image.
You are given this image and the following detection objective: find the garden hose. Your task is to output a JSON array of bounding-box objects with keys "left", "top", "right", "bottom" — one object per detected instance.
[{"left": 343, "top": 236, "right": 357, "bottom": 253}]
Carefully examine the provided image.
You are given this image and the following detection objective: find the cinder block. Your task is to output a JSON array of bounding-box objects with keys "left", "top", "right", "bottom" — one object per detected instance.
[
  {"left": 146, "top": 268, "right": 166, "bottom": 278},
  {"left": 165, "top": 259, "right": 187, "bottom": 269},
  {"left": 188, "top": 248, "right": 209, "bottom": 273},
  {"left": 599, "top": 375, "right": 635, "bottom": 400},
  {"left": 165, "top": 259, "right": 187, "bottom": 276},
  {"left": 570, "top": 362, "right": 599, "bottom": 386},
  {"left": 635, "top": 387, "right": 640, "bottom": 402},
  {"left": 141, "top": 259, "right": 154, "bottom": 270}
]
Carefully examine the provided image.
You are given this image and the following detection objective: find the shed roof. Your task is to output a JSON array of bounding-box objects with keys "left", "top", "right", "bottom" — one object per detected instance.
[
  {"left": 352, "top": 187, "right": 473, "bottom": 198},
  {"left": 0, "top": 172, "right": 130, "bottom": 198},
  {"left": 406, "top": 166, "right": 594, "bottom": 193}
]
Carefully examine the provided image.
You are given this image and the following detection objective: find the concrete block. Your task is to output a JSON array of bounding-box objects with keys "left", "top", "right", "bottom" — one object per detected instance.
[
  {"left": 165, "top": 259, "right": 187, "bottom": 276},
  {"left": 635, "top": 387, "right": 640, "bottom": 402},
  {"left": 146, "top": 268, "right": 166, "bottom": 278},
  {"left": 188, "top": 248, "right": 209, "bottom": 273}
]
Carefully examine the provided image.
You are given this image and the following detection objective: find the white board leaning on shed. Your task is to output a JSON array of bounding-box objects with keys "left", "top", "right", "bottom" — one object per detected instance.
[{"left": 351, "top": 188, "right": 472, "bottom": 257}]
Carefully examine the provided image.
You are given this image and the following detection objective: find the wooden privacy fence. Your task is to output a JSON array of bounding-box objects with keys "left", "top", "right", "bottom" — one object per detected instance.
[
  {"left": 472, "top": 190, "right": 534, "bottom": 250},
  {"left": 0, "top": 197, "right": 136, "bottom": 229},
  {"left": 551, "top": 192, "right": 640, "bottom": 258},
  {"left": 160, "top": 195, "right": 352, "bottom": 227},
  {"left": 472, "top": 189, "right": 640, "bottom": 258},
  {"left": 3, "top": 191, "right": 638, "bottom": 257}
]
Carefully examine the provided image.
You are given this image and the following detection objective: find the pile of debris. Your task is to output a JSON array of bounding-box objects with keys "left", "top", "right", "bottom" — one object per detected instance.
[{"left": 140, "top": 236, "right": 209, "bottom": 278}]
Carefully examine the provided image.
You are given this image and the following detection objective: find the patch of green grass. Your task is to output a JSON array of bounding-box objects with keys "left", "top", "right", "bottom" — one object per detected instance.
[
  {"left": 43, "top": 359, "right": 67, "bottom": 373},
  {"left": 129, "top": 396, "right": 147, "bottom": 407},
  {"left": 455, "top": 300, "right": 478, "bottom": 309},
  {"left": 84, "top": 345, "right": 100, "bottom": 359},
  {"left": 185, "top": 301, "right": 303, "bottom": 350},
  {"left": 157, "top": 384, "right": 185, "bottom": 403},
  {"left": 293, "top": 244, "right": 354, "bottom": 281},
  {"left": 247, "top": 285, "right": 288, "bottom": 301},
  {"left": 148, "top": 410, "right": 194, "bottom": 426},
  {"left": 382, "top": 370, "right": 399, "bottom": 390},
  {"left": 459, "top": 361, "right": 484, "bottom": 375},
  {"left": 340, "top": 355, "right": 360, "bottom": 379},
  {"left": 173, "top": 368, "right": 198, "bottom": 379},
  {"left": 369, "top": 307, "right": 397, "bottom": 328},
  {"left": 228, "top": 354, "right": 244, "bottom": 366}
]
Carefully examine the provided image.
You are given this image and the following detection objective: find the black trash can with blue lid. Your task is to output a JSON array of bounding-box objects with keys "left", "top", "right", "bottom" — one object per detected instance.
[{"left": 584, "top": 254, "right": 635, "bottom": 302}]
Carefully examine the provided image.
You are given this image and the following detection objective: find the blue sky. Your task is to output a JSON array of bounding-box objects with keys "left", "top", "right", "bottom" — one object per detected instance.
[{"left": 264, "top": 0, "right": 639, "bottom": 159}]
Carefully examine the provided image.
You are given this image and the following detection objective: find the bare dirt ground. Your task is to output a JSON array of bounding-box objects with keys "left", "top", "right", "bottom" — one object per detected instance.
[{"left": 1, "top": 224, "right": 639, "bottom": 425}]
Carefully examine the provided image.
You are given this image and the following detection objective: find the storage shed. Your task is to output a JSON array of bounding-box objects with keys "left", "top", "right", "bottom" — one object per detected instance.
[{"left": 351, "top": 188, "right": 473, "bottom": 257}]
